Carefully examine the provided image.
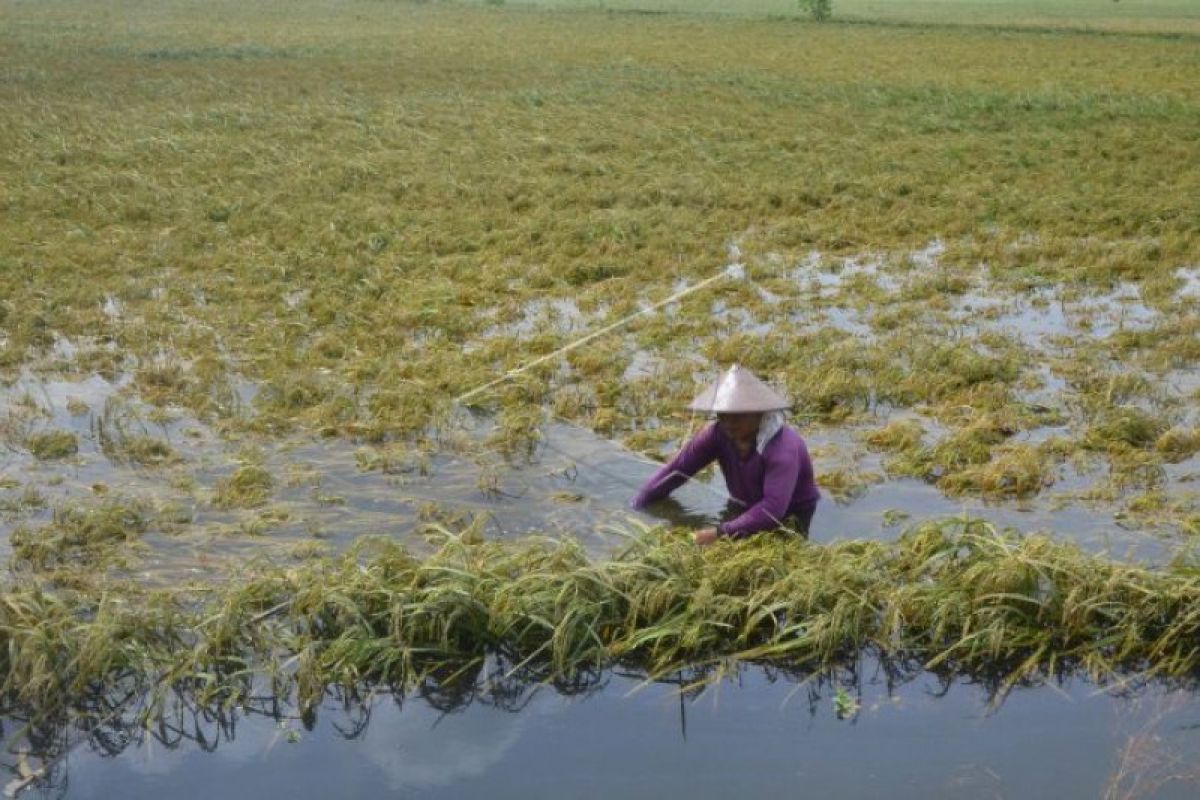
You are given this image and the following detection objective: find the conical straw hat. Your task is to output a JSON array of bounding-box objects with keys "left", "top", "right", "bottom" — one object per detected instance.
[{"left": 688, "top": 364, "right": 789, "bottom": 413}]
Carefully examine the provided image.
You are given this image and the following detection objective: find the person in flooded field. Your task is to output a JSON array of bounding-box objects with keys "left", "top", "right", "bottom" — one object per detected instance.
[{"left": 629, "top": 364, "right": 820, "bottom": 546}]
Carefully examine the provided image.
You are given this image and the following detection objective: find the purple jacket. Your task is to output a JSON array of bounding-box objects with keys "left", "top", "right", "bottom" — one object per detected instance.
[{"left": 630, "top": 422, "right": 820, "bottom": 538}]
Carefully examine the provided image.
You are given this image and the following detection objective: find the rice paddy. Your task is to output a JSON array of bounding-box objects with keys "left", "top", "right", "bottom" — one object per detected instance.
[
  {"left": 1, "top": 0, "right": 1199, "bottom": 793},
  {"left": 22, "top": 517, "right": 1200, "bottom": 709}
]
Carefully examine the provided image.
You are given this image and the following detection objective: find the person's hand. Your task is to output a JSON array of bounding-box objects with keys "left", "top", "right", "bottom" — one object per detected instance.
[{"left": 693, "top": 527, "right": 720, "bottom": 546}]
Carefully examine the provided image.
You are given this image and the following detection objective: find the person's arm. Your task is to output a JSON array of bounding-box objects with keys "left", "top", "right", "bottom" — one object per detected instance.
[
  {"left": 717, "top": 444, "right": 800, "bottom": 539},
  {"left": 630, "top": 424, "right": 720, "bottom": 509}
]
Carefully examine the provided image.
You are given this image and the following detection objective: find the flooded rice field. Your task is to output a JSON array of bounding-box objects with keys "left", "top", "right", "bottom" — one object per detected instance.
[
  {"left": 1, "top": 357, "right": 1193, "bottom": 584},
  {"left": 0, "top": 242, "right": 1197, "bottom": 797},
  {"left": 1, "top": 297, "right": 1198, "bottom": 797},
  {"left": 4, "top": 0, "right": 1200, "bottom": 793}
]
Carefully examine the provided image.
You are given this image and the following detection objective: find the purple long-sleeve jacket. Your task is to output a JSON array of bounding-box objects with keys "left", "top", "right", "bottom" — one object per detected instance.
[{"left": 630, "top": 422, "right": 820, "bottom": 538}]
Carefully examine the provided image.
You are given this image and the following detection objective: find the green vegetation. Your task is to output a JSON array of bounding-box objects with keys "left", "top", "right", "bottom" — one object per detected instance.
[
  {"left": 2, "top": 0, "right": 1197, "bottom": 472},
  {"left": 0, "top": 484, "right": 48, "bottom": 516},
  {"left": 24, "top": 430, "right": 79, "bottom": 460},
  {"left": 10, "top": 500, "right": 147, "bottom": 570},
  {"left": 212, "top": 465, "right": 275, "bottom": 509},
  {"left": 1155, "top": 427, "right": 1200, "bottom": 462},
  {"left": 0, "top": 0, "right": 1193, "bottom": 532},
  {"left": 800, "top": 0, "right": 832, "bottom": 22},
  {"left": 96, "top": 397, "right": 180, "bottom": 466},
  {"left": 118, "top": 435, "right": 176, "bottom": 466},
  {"left": 5, "top": 519, "right": 1200, "bottom": 725},
  {"left": 507, "top": 0, "right": 1200, "bottom": 35},
  {"left": 0, "top": 0, "right": 1198, "bottom": 741}
]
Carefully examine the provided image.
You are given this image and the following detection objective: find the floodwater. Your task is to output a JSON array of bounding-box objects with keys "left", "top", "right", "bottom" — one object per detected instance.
[
  {"left": 25, "top": 661, "right": 1200, "bottom": 800},
  {"left": 0, "top": 362, "right": 1191, "bottom": 585},
  {"left": 0, "top": 379, "right": 1183, "bottom": 583},
  {"left": 3, "top": 241, "right": 1196, "bottom": 579}
]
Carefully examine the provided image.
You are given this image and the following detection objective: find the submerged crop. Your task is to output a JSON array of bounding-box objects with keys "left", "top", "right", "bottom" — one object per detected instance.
[
  {"left": 24, "top": 430, "right": 79, "bottom": 461},
  {"left": 5, "top": 518, "right": 1200, "bottom": 730},
  {"left": 212, "top": 465, "right": 274, "bottom": 510},
  {"left": 10, "top": 499, "right": 147, "bottom": 571}
]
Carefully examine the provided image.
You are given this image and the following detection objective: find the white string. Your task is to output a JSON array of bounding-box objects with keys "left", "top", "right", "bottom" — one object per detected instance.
[{"left": 454, "top": 262, "right": 744, "bottom": 405}]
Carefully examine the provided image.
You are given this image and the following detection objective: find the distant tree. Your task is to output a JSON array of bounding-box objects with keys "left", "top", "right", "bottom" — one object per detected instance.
[{"left": 799, "top": 0, "right": 832, "bottom": 21}]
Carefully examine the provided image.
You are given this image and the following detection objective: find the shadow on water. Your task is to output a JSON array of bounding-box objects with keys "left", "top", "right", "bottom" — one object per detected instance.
[{"left": 8, "top": 654, "right": 1200, "bottom": 799}]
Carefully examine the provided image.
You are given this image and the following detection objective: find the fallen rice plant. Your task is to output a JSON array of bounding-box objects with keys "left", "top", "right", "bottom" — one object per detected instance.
[{"left": 5, "top": 517, "right": 1200, "bottom": 725}]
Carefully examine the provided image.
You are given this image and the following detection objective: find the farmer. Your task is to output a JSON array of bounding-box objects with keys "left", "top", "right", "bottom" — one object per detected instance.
[{"left": 630, "top": 365, "right": 820, "bottom": 546}]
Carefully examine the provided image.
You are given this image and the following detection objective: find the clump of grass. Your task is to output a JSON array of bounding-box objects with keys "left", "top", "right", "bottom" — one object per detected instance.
[
  {"left": 864, "top": 418, "right": 924, "bottom": 452},
  {"left": 938, "top": 444, "right": 1055, "bottom": 499},
  {"left": 134, "top": 356, "right": 192, "bottom": 406},
  {"left": 486, "top": 401, "right": 545, "bottom": 459},
  {"left": 816, "top": 467, "right": 878, "bottom": 502},
  {"left": 10, "top": 500, "right": 147, "bottom": 570},
  {"left": 9, "top": 519, "right": 1200, "bottom": 726},
  {"left": 212, "top": 466, "right": 274, "bottom": 509},
  {"left": 0, "top": 484, "right": 47, "bottom": 515},
  {"left": 121, "top": 435, "right": 176, "bottom": 466},
  {"left": 1083, "top": 406, "right": 1171, "bottom": 453},
  {"left": 25, "top": 430, "right": 79, "bottom": 460},
  {"left": 1108, "top": 450, "right": 1168, "bottom": 492},
  {"left": 95, "top": 397, "right": 179, "bottom": 466},
  {"left": 1155, "top": 428, "right": 1200, "bottom": 463},
  {"left": 355, "top": 445, "right": 432, "bottom": 476},
  {"left": 287, "top": 540, "right": 332, "bottom": 560},
  {"left": 892, "top": 340, "right": 1023, "bottom": 405},
  {"left": 873, "top": 414, "right": 1067, "bottom": 498},
  {"left": 886, "top": 416, "right": 1011, "bottom": 479}
]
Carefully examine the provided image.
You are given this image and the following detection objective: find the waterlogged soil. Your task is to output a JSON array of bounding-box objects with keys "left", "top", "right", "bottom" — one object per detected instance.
[{"left": 32, "top": 664, "right": 1200, "bottom": 800}]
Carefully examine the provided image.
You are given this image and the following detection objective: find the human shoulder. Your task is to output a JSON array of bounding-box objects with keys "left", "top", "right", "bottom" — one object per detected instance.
[
  {"left": 684, "top": 420, "right": 724, "bottom": 455},
  {"left": 694, "top": 420, "right": 721, "bottom": 443},
  {"left": 764, "top": 425, "right": 807, "bottom": 457}
]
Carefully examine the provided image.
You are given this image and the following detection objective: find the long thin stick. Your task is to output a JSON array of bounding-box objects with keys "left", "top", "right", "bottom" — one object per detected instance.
[{"left": 454, "top": 263, "right": 742, "bottom": 405}]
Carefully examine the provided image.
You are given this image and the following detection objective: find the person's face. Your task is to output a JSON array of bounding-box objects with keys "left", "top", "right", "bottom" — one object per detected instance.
[{"left": 716, "top": 412, "right": 762, "bottom": 442}]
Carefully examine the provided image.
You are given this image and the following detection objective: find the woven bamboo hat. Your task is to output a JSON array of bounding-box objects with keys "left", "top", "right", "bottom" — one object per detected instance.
[{"left": 687, "top": 364, "right": 789, "bottom": 413}]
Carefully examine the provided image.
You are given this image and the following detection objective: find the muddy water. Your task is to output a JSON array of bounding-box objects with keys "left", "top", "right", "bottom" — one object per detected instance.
[
  {"left": 41, "top": 662, "right": 1200, "bottom": 800},
  {"left": 0, "top": 365, "right": 1189, "bottom": 586},
  {"left": 3, "top": 243, "right": 1198, "bottom": 582},
  {"left": 0, "top": 368, "right": 727, "bottom": 575}
]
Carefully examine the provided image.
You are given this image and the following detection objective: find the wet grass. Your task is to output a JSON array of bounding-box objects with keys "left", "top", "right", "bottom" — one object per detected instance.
[
  {"left": 5, "top": 517, "right": 1200, "bottom": 726},
  {"left": 1157, "top": 428, "right": 1200, "bottom": 463},
  {"left": 95, "top": 400, "right": 179, "bottom": 466},
  {"left": 2, "top": 1, "right": 1197, "bottom": 469},
  {"left": 10, "top": 499, "right": 147, "bottom": 571},
  {"left": 0, "top": 485, "right": 48, "bottom": 517},
  {"left": 24, "top": 430, "right": 79, "bottom": 461},
  {"left": 212, "top": 465, "right": 274, "bottom": 510}
]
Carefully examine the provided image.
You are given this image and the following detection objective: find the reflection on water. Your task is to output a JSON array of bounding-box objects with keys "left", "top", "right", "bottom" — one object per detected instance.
[{"left": 14, "top": 657, "right": 1200, "bottom": 800}]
